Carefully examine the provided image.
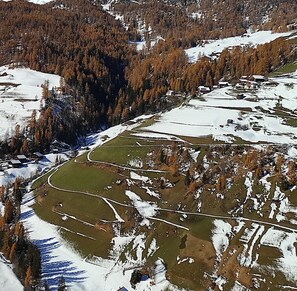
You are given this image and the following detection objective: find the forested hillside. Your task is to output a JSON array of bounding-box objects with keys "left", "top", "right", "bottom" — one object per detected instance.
[
  {"left": 0, "top": 0, "right": 296, "bottom": 153},
  {"left": 111, "top": 0, "right": 297, "bottom": 46}
]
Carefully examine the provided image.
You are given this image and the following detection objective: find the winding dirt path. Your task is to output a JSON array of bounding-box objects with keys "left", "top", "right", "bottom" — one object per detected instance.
[{"left": 47, "top": 169, "right": 297, "bottom": 233}]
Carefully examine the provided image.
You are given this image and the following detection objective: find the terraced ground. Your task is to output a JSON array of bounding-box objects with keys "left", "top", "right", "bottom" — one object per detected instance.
[{"left": 32, "top": 72, "right": 297, "bottom": 290}]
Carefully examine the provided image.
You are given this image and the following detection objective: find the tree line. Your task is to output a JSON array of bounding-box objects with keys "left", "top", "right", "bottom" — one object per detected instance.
[{"left": 0, "top": 179, "right": 42, "bottom": 290}]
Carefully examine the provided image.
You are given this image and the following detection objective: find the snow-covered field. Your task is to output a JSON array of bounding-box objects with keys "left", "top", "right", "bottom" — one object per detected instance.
[
  {"left": 143, "top": 70, "right": 297, "bottom": 144},
  {"left": 186, "top": 30, "right": 293, "bottom": 63},
  {"left": 0, "top": 66, "right": 60, "bottom": 139}
]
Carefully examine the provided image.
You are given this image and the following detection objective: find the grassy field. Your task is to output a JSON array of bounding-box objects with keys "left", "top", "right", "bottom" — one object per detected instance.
[{"left": 269, "top": 61, "right": 297, "bottom": 77}]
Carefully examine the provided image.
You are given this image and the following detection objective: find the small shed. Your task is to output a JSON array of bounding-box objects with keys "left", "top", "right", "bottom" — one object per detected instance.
[
  {"left": 218, "top": 81, "right": 230, "bottom": 88},
  {"left": 198, "top": 86, "right": 211, "bottom": 94},
  {"left": 17, "top": 155, "right": 27, "bottom": 163},
  {"left": 252, "top": 75, "right": 266, "bottom": 82},
  {"left": 10, "top": 159, "right": 22, "bottom": 168}
]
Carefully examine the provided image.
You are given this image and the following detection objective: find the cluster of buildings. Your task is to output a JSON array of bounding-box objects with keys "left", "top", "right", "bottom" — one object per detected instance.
[
  {"left": 0, "top": 152, "right": 43, "bottom": 171},
  {"left": 197, "top": 74, "right": 276, "bottom": 95}
]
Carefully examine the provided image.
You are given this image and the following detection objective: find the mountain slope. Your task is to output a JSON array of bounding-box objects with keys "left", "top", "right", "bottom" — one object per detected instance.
[
  {"left": 104, "top": 0, "right": 297, "bottom": 48},
  {"left": 30, "top": 70, "right": 297, "bottom": 290}
]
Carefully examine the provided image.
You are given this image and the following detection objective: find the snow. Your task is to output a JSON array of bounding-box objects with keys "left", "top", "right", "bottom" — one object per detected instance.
[
  {"left": 154, "top": 258, "right": 167, "bottom": 285},
  {"left": 281, "top": 198, "right": 297, "bottom": 214},
  {"left": 143, "top": 71, "right": 297, "bottom": 144},
  {"left": 150, "top": 217, "right": 189, "bottom": 231},
  {"left": 21, "top": 199, "right": 177, "bottom": 291},
  {"left": 130, "top": 234, "right": 146, "bottom": 263},
  {"left": 260, "top": 228, "right": 297, "bottom": 282},
  {"left": 0, "top": 255, "right": 23, "bottom": 290},
  {"left": 87, "top": 115, "right": 154, "bottom": 151},
  {"left": 189, "top": 149, "right": 200, "bottom": 162},
  {"left": 127, "top": 158, "right": 143, "bottom": 168},
  {"left": 1, "top": 0, "right": 55, "bottom": 2},
  {"left": 0, "top": 66, "right": 61, "bottom": 139},
  {"left": 102, "top": 198, "right": 125, "bottom": 222},
  {"left": 211, "top": 219, "right": 232, "bottom": 258},
  {"left": 239, "top": 223, "right": 259, "bottom": 244},
  {"left": 177, "top": 256, "right": 194, "bottom": 265},
  {"left": 231, "top": 281, "right": 250, "bottom": 291},
  {"left": 233, "top": 220, "right": 245, "bottom": 234},
  {"left": 241, "top": 224, "right": 264, "bottom": 267},
  {"left": 142, "top": 186, "right": 160, "bottom": 198},
  {"left": 125, "top": 190, "right": 158, "bottom": 220},
  {"left": 288, "top": 147, "right": 297, "bottom": 158},
  {"left": 215, "top": 275, "right": 227, "bottom": 291},
  {"left": 132, "top": 131, "right": 184, "bottom": 142},
  {"left": 269, "top": 203, "right": 277, "bottom": 219},
  {"left": 147, "top": 238, "right": 159, "bottom": 257},
  {"left": 260, "top": 174, "right": 272, "bottom": 193},
  {"left": 130, "top": 171, "right": 152, "bottom": 184},
  {"left": 244, "top": 172, "right": 253, "bottom": 203},
  {"left": 27, "top": 0, "right": 55, "bottom": 4},
  {"left": 186, "top": 30, "right": 293, "bottom": 63}
]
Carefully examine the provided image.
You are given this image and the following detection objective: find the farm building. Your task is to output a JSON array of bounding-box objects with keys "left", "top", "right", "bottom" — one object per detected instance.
[
  {"left": 252, "top": 75, "right": 266, "bottom": 82},
  {"left": 17, "top": 154, "right": 28, "bottom": 163},
  {"left": 9, "top": 159, "right": 22, "bottom": 168},
  {"left": 198, "top": 85, "right": 211, "bottom": 94},
  {"left": 218, "top": 81, "right": 230, "bottom": 88}
]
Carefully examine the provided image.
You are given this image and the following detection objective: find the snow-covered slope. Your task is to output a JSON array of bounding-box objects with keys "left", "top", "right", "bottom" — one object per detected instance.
[
  {"left": 143, "top": 70, "right": 297, "bottom": 144},
  {"left": 186, "top": 30, "right": 293, "bottom": 63},
  {"left": 0, "top": 66, "right": 60, "bottom": 139},
  {"left": 0, "top": 255, "right": 23, "bottom": 290}
]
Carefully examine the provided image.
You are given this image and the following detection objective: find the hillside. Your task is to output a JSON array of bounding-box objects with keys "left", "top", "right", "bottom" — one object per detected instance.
[
  {"left": 0, "top": 66, "right": 60, "bottom": 139},
  {"left": 0, "top": 0, "right": 296, "bottom": 151},
  {"left": 0, "top": 0, "right": 297, "bottom": 289},
  {"left": 29, "top": 70, "right": 297, "bottom": 290},
  {"left": 104, "top": 0, "right": 297, "bottom": 49}
]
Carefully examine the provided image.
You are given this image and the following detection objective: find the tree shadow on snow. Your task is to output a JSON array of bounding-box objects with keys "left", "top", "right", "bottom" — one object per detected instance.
[
  {"left": 20, "top": 209, "right": 35, "bottom": 220},
  {"left": 33, "top": 237, "right": 87, "bottom": 289}
]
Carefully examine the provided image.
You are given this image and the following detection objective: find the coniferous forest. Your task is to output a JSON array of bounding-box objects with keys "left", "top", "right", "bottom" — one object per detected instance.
[{"left": 0, "top": 0, "right": 297, "bottom": 156}]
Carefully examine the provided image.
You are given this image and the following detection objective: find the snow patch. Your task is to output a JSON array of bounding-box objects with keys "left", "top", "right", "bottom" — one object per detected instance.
[
  {"left": 186, "top": 30, "right": 292, "bottom": 63},
  {"left": 212, "top": 219, "right": 232, "bottom": 258}
]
